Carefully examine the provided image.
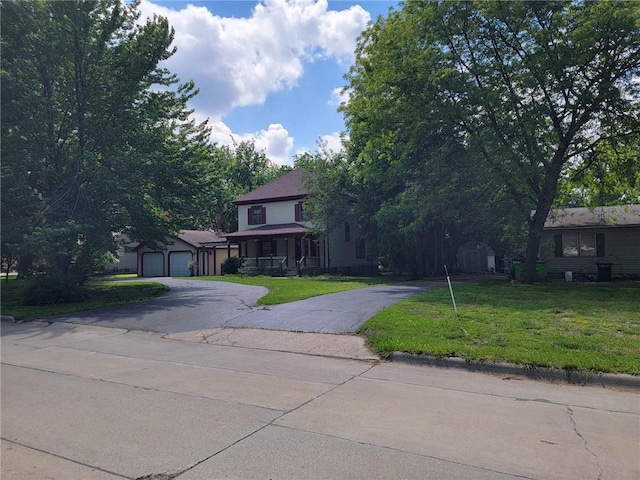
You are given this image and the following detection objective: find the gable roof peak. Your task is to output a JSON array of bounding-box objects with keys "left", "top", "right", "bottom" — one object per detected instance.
[{"left": 233, "top": 167, "right": 315, "bottom": 205}]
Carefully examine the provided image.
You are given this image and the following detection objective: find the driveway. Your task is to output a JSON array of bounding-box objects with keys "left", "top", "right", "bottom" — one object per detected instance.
[{"left": 44, "top": 278, "right": 435, "bottom": 334}]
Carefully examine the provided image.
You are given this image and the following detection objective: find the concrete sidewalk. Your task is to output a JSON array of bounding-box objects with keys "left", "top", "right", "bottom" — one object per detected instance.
[{"left": 2, "top": 320, "right": 639, "bottom": 480}]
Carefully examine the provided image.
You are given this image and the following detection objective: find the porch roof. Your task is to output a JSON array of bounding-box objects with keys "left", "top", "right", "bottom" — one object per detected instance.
[{"left": 225, "top": 223, "right": 308, "bottom": 240}]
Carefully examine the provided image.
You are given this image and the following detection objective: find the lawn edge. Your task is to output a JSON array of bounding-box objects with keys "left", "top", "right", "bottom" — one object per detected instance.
[{"left": 389, "top": 352, "right": 640, "bottom": 391}]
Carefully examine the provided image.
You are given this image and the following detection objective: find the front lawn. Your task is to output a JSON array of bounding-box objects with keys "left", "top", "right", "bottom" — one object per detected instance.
[
  {"left": 190, "top": 275, "right": 392, "bottom": 305},
  {"left": 1, "top": 277, "right": 169, "bottom": 320},
  {"left": 359, "top": 281, "right": 640, "bottom": 375}
]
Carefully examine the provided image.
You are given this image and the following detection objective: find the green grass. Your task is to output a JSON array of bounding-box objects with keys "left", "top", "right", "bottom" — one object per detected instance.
[
  {"left": 1, "top": 277, "right": 169, "bottom": 320},
  {"left": 358, "top": 281, "right": 640, "bottom": 375},
  {"left": 189, "top": 275, "right": 392, "bottom": 305}
]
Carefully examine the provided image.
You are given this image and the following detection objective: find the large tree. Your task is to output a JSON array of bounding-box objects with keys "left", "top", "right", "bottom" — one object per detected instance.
[
  {"left": 342, "top": 0, "right": 640, "bottom": 282},
  {"left": 1, "top": 0, "right": 208, "bottom": 284},
  {"left": 180, "top": 140, "right": 289, "bottom": 233}
]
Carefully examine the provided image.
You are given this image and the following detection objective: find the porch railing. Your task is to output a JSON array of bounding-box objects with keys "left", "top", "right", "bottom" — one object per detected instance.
[
  {"left": 296, "top": 256, "right": 321, "bottom": 274},
  {"left": 241, "top": 256, "right": 287, "bottom": 274}
]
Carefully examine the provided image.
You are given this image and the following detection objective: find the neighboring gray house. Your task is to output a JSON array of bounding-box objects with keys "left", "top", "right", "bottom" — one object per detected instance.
[
  {"left": 225, "top": 168, "right": 372, "bottom": 275},
  {"left": 136, "top": 230, "right": 238, "bottom": 277},
  {"left": 539, "top": 205, "right": 640, "bottom": 279}
]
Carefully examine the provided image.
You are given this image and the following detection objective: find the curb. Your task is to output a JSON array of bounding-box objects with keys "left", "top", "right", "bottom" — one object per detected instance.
[{"left": 389, "top": 352, "right": 640, "bottom": 391}]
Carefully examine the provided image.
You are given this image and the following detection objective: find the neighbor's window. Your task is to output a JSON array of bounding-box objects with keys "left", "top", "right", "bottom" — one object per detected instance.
[
  {"left": 555, "top": 233, "right": 603, "bottom": 258},
  {"left": 355, "top": 238, "right": 366, "bottom": 259},
  {"left": 344, "top": 222, "right": 351, "bottom": 242},
  {"left": 248, "top": 205, "right": 265, "bottom": 225}
]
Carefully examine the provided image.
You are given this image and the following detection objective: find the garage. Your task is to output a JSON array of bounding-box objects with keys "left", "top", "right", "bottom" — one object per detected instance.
[
  {"left": 169, "top": 251, "right": 192, "bottom": 277},
  {"left": 142, "top": 252, "right": 164, "bottom": 277}
]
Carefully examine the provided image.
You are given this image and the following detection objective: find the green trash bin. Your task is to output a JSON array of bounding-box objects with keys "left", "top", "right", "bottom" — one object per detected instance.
[
  {"left": 535, "top": 262, "right": 548, "bottom": 282},
  {"left": 513, "top": 262, "right": 547, "bottom": 282},
  {"left": 514, "top": 263, "right": 524, "bottom": 281}
]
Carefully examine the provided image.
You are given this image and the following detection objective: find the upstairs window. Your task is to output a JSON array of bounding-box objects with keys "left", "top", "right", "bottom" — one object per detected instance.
[
  {"left": 555, "top": 233, "right": 604, "bottom": 257},
  {"left": 344, "top": 222, "right": 351, "bottom": 242},
  {"left": 248, "top": 205, "right": 266, "bottom": 225},
  {"left": 295, "top": 202, "right": 307, "bottom": 222}
]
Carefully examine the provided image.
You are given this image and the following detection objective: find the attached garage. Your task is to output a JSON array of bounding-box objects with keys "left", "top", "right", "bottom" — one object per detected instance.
[
  {"left": 137, "top": 230, "right": 237, "bottom": 278},
  {"left": 169, "top": 251, "right": 192, "bottom": 277},
  {"left": 142, "top": 252, "right": 164, "bottom": 277}
]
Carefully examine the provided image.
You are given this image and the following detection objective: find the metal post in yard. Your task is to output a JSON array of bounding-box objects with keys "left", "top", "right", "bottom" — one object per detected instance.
[{"left": 444, "top": 264, "right": 458, "bottom": 316}]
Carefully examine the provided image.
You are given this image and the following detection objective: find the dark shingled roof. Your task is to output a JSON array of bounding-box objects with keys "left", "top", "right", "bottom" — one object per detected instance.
[
  {"left": 178, "top": 230, "right": 228, "bottom": 246},
  {"left": 233, "top": 168, "right": 314, "bottom": 205},
  {"left": 543, "top": 205, "right": 640, "bottom": 230}
]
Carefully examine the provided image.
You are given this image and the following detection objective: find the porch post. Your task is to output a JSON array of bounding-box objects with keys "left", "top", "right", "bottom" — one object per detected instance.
[
  {"left": 255, "top": 239, "right": 259, "bottom": 267},
  {"left": 285, "top": 238, "right": 289, "bottom": 267}
]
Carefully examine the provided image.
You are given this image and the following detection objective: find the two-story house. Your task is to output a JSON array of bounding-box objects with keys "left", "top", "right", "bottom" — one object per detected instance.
[{"left": 225, "top": 168, "right": 373, "bottom": 275}]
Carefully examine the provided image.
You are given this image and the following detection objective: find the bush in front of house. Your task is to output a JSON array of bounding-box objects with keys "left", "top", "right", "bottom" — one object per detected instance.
[
  {"left": 264, "top": 267, "right": 284, "bottom": 277},
  {"left": 221, "top": 256, "right": 243, "bottom": 275},
  {"left": 22, "top": 273, "right": 89, "bottom": 305}
]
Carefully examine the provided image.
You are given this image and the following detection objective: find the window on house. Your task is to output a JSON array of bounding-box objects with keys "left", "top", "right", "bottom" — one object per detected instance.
[
  {"left": 295, "top": 202, "right": 307, "bottom": 222},
  {"left": 248, "top": 205, "right": 266, "bottom": 225},
  {"left": 555, "top": 233, "right": 604, "bottom": 258},
  {"left": 344, "top": 222, "right": 351, "bottom": 242},
  {"left": 355, "top": 238, "right": 366, "bottom": 259},
  {"left": 123, "top": 246, "right": 135, "bottom": 253}
]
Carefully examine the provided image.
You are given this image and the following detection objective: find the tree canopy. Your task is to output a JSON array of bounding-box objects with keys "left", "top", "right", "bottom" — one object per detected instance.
[
  {"left": 2, "top": 0, "right": 208, "bottom": 283},
  {"left": 337, "top": 0, "right": 640, "bottom": 281}
]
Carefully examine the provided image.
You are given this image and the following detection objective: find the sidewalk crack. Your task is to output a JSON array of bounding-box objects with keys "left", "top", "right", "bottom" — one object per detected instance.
[{"left": 566, "top": 406, "right": 604, "bottom": 480}]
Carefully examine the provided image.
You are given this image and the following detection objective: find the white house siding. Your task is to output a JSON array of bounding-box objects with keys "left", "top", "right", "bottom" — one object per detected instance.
[
  {"left": 327, "top": 226, "right": 372, "bottom": 274},
  {"left": 103, "top": 234, "right": 138, "bottom": 272},
  {"left": 540, "top": 227, "right": 640, "bottom": 277},
  {"left": 238, "top": 200, "right": 305, "bottom": 231}
]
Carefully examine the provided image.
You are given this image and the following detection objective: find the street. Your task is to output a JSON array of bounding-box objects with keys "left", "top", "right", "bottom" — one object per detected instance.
[{"left": 2, "top": 319, "right": 639, "bottom": 480}]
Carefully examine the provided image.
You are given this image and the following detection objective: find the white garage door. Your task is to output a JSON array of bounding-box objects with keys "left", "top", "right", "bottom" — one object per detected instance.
[
  {"left": 169, "top": 252, "right": 193, "bottom": 277},
  {"left": 142, "top": 252, "right": 164, "bottom": 277}
]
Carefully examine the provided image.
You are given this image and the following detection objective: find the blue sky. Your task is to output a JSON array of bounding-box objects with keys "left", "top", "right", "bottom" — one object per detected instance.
[{"left": 140, "top": 0, "right": 399, "bottom": 164}]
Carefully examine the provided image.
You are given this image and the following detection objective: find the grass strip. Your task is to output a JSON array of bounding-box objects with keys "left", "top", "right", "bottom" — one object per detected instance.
[
  {"left": 358, "top": 280, "right": 640, "bottom": 375},
  {"left": 187, "top": 275, "right": 392, "bottom": 305},
  {"left": 1, "top": 279, "right": 169, "bottom": 320}
]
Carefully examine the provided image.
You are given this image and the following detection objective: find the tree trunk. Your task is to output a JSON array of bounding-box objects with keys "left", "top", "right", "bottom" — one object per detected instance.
[{"left": 523, "top": 200, "right": 554, "bottom": 284}]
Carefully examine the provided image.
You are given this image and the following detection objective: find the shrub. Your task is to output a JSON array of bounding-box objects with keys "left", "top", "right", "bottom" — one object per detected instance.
[
  {"left": 264, "top": 267, "right": 284, "bottom": 277},
  {"left": 301, "top": 267, "right": 324, "bottom": 277},
  {"left": 22, "top": 273, "right": 89, "bottom": 305},
  {"left": 221, "top": 256, "right": 243, "bottom": 275}
]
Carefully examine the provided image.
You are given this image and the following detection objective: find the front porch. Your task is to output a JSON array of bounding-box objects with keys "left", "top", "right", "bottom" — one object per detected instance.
[{"left": 225, "top": 223, "right": 325, "bottom": 276}]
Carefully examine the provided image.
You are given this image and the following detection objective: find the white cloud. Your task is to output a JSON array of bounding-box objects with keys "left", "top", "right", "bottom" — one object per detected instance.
[
  {"left": 328, "top": 86, "right": 351, "bottom": 107},
  {"left": 139, "top": 0, "right": 370, "bottom": 119},
  {"left": 319, "top": 132, "right": 346, "bottom": 153},
  {"left": 253, "top": 124, "right": 295, "bottom": 165},
  {"left": 209, "top": 121, "right": 295, "bottom": 166}
]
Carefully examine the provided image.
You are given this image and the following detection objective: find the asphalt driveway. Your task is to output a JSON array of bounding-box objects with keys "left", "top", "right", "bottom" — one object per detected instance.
[{"left": 43, "top": 278, "right": 434, "bottom": 334}]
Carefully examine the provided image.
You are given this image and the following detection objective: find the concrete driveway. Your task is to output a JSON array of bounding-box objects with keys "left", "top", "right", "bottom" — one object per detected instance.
[{"left": 44, "top": 278, "right": 435, "bottom": 334}]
